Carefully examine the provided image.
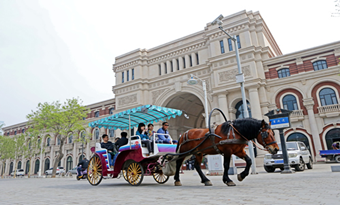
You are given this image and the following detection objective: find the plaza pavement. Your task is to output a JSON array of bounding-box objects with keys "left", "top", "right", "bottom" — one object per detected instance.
[{"left": 0, "top": 163, "right": 339, "bottom": 205}]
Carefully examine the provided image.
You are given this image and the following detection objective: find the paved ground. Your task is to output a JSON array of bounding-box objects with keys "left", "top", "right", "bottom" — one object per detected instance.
[{"left": 1, "top": 163, "right": 340, "bottom": 205}]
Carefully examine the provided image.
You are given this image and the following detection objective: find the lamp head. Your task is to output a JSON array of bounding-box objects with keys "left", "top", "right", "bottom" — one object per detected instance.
[
  {"left": 211, "top": 14, "right": 224, "bottom": 26},
  {"left": 187, "top": 76, "right": 198, "bottom": 85}
]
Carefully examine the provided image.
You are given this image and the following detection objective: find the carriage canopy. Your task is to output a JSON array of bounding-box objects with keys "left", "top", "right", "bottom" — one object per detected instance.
[{"left": 88, "top": 105, "right": 183, "bottom": 130}]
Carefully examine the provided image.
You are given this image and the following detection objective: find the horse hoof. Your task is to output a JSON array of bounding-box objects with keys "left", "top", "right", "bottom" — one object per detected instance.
[
  {"left": 226, "top": 181, "right": 236, "bottom": 186},
  {"left": 204, "top": 181, "right": 213, "bottom": 186},
  {"left": 237, "top": 174, "right": 244, "bottom": 182},
  {"left": 174, "top": 181, "right": 182, "bottom": 186}
]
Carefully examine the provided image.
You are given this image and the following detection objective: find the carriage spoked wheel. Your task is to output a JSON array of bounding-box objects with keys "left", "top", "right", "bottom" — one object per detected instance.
[
  {"left": 152, "top": 170, "right": 169, "bottom": 184},
  {"left": 122, "top": 169, "right": 128, "bottom": 182},
  {"left": 126, "top": 162, "right": 144, "bottom": 186},
  {"left": 87, "top": 155, "right": 103, "bottom": 186}
]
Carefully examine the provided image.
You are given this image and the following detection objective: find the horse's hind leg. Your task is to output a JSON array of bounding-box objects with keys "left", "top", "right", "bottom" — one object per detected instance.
[
  {"left": 223, "top": 154, "right": 236, "bottom": 186},
  {"left": 174, "top": 158, "right": 184, "bottom": 186},
  {"left": 235, "top": 151, "right": 252, "bottom": 182},
  {"left": 193, "top": 154, "right": 212, "bottom": 186}
]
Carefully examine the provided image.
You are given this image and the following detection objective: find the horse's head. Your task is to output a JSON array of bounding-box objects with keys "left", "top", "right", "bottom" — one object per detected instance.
[{"left": 256, "top": 120, "right": 279, "bottom": 154}]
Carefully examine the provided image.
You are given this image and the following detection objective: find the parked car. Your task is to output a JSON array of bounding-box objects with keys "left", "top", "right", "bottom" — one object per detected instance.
[
  {"left": 67, "top": 167, "right": 78, "bottom": 175},
  {"left": 11, "top": 169, "right": 25, "bottom": 176},
  {"left": 45, "top": 167, "right": 65, "bottom": 175},
  {"left": 263, "top": 141, "right": 313, "bottom": 172}
]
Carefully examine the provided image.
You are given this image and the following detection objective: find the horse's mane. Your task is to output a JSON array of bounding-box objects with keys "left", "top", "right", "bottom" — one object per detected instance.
[{"left": 220, "top": 118, "right": 269, "bottom": 140}]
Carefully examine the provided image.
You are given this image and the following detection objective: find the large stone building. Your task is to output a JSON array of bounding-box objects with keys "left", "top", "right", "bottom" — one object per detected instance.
[{"left": 1, "top": 10, "right": 340, "bottom": 176}]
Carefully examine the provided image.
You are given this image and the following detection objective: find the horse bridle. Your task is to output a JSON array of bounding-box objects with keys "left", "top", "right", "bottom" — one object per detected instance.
[{"left": 258, "top": 127, "right": 276, "bottom": 148}]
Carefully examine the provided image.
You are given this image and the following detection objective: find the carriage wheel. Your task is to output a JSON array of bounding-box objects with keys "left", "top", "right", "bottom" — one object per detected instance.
[
  {"left": 153, "top": 171, "right": 169, "bottom": 184},
  {"left": 122, "top": 169, "right": 128, "bottom": 182},
  {"left": 87, "top": 155, "right": 103, "bottom": 186},
  {"left": 126, "top": 162, "right": 144, "bottom": 186}
]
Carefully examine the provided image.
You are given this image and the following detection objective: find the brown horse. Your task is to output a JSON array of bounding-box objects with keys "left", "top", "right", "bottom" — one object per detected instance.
[{"left": 173, "top": 118, "right": 279, "bottom": 186}]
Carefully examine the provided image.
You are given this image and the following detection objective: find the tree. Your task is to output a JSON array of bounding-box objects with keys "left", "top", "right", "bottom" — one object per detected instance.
[
  {"left": 26, "top": 98, "right": 88, "bottom": 177},
  {"left": 11, "top": 134, "right": 26, "bottom": 178},
  {"left": 22, "top": 130, "right": 42, "bottom": 178},
  {"left": 0, "top": 135, "right": 15, "bottom": 178}
]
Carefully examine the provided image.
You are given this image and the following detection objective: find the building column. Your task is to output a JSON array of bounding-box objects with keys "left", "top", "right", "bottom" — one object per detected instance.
[
  {"left": 172, "top": 59, "right": 177, "bottom": 71},
  {"left": 303, "top": 98, "right": 323, "bottom": 161},
  {"left": 217, "top": 92, "right": 230, "bottom": 123},
  {"left": 248, "top": 87, "right": 262, "bottom": 119},
  {"left": 185, "top": 55, "right": 190, "bottom": 68},
  {"left": 160, "top": 63, "right": 165, "bottom": 75},
  {"left": 179, "top": 57, "right": 184, "bottom": 70},
  {"left": 38, "top": 137, "right": 43, "bottom": 176},
  {"left": 166, "top": 60, "right": 171, "bottom": 73},
  {"left": 191, "top": 53, "right": 197, "bottom": 66},
  {"left": 73, "top": 141, "right": 77, "bottom": 168},
  {"left": 259, "top": 85, "right": 269, "bottom": 120}
]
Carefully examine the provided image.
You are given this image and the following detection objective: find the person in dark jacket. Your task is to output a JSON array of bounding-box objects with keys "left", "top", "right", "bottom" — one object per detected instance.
[
  {"left": 115, "top": 132, "right": 128, "bottom": 149},
  {"left": 77, "top": 157, "right": 89, "bottom": 177},
  {"left": 101, "top": 134, "right": 117, "bottom": 168}
]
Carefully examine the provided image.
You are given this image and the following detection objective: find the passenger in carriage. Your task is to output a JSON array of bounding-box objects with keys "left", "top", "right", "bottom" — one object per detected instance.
[
  {"left": 136, "top": 123, "right": 154, "bottom": 155},
  {"left": 101, "top": 134, "right": 117, "bottom": 168},
  {"left": 115, "top": 132, "right": 128, "bottom": 149},
  {"left": 156, "top": 122, "right": 178, "bottom": 144},
  {"left": 147, "top": 123, "right": 156, "bottom": 141}
]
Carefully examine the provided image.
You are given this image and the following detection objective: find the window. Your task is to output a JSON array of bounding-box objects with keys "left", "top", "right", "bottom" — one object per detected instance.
[
  {"left": 66, "top": 156, "right": 73, "bottom": 172},
  {"left": 164, "top": 63, "right": 167, "bottom": 74},
  {"left": 220, "top": 40, "right": 225, "bottom": 53},
  {"left": 132, "top": 68, "right": 134, "bottom": 80},
  {"left": 14, "top": 131, "right": 17, "bottom": 135},
  {"left": 109, "top": 128, "right": 114, "bottom": 138},
  {"left": 159, "top": 64, "right": 161, "bottom": 75},
  {"left": 7, "top": 132, "right": 9, "bottom": 136},
  {"left": 83, "top": 117, "right": 86, "bottom": 120},
  {"left": 196, "top": 53, "right": 199, "bottom": 65},
  {"left": 44, "top": 159, "right": 50, "bottom": 171},
  {"left": 176, "top": 59, "right": 179, "bottom": 70},
  {"left": 183, "top": 57, "right": 186, "bottom": 68},
  {"left": 95, "top": 129, "right": 100, "bottom": 139},
  {"left": 47, "top": 137, "right": 50, "bottom": 146},
  {"left": 25, "top": 160, "right": 30, "bottom": 174},
  {"left": 236, "top": 35, "right": 241, "bottom": 49},
  {"left": 95, "top": 111, "right": 99, "bottom": 117},
  {"left": 319, "top": 88, "right": 338, "bottom": 106},
  {"left": 122, "top": 72, "right": 124, "bottom": 83},
  {"left": 34, "top": 160, "right": 39, "bottom": 174},
  {"left": 22, "top": 129, "right": 25, "bottom": 134},
  {"left": 68, "top": 135, "right": 73, "bottom": 144},
  {"left": 17, "top": 161, "right": 21, "bottom": 169},
  {"left": 127, "top": 70, "right": 129, "bottom": 81},
  {"left": 80, "top": 131, "right": 86, "bottom": 143},
  {"left": 235, "top": 101, "right": 252, "bottom": 119},
  {"left": 278, "top": 68, "right": 290, "bottom": 78},
  {"left": 282, "top": 94, "right": 298, "bottom": 110},
  {"left": 189, "top": 55, "right": 192, "bottom": 67},
  {"left": 313, "top": 60, "right": 328, "bottom": 71},
  {"left": 38, "top": 138, "right": 41, "bottom": 147},
  {"left": 170, "top": 61, "right": 173, "bottom": 72},
  {"left": 228, "top": 38, "right": 233, "bottom": 51},
  {"left": 57, "top": 136, "right": 60, "bottom": 145},
  {"left": 109, "top": 107, "right": 115, "bottom": 114}
]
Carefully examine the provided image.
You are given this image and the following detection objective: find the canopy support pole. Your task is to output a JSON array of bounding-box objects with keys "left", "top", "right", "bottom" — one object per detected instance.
[{"left": 129, "top": 114, "right": 131, "bottom": 150}]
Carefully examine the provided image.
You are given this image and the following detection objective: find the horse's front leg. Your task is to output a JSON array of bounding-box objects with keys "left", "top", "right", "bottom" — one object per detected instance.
[
  {"left": 174, "top": 158, "right": 184, "bottom": 186},
  {"left": 193, "top": 155, "right": 212, "bottom": 186},
  {"left": 223, "top": 154, "right": 236, "bottom": 186},
  {"left": 235, "top": 150, "right": 252, "bottom": 182}
]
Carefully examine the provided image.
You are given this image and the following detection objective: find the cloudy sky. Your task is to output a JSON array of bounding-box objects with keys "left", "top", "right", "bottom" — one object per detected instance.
[{"left": 0, "top": 0, "right": 339, "bottom": 126}]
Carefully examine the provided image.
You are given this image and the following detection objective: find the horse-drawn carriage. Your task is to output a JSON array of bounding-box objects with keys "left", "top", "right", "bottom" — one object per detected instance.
[{"left": 87, "top": 105, "right": 279, "bottom": 187}]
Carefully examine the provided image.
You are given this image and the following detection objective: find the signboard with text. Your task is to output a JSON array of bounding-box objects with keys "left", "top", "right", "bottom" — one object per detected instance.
[{"left": 269, "top": 117, "right": 290, "bottom": 129}]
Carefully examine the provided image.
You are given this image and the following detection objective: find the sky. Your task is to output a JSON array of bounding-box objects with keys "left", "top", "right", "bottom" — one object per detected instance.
[{"left": 0, "top": 0, "right": 339, "bottom": 127}]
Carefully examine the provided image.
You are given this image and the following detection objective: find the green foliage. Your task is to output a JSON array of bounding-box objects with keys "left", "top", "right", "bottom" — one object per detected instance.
[
  {"left": 26, "top": 98, "right": 88, "bottom": 177},
  {"left": 0, "top": 135, "right": 15, "bottom": 177}
]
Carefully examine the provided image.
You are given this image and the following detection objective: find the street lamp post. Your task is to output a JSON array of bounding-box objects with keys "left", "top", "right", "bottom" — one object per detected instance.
[
  {"left": 211, "top": 15, "right": 257, "bottom": 174},
  {"left": 187, "top": 74, "right": 209, "bottom": 128}
]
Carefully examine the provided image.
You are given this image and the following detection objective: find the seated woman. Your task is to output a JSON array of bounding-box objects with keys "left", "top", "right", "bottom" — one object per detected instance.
[{"left": 136, "top": 123, "right": 154, "bottom": 155}]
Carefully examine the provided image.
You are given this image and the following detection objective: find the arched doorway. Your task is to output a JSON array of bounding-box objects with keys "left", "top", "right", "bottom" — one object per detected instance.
[
  {"left": 66, "top": 156, "right": 73, "bottom": 172},
  {"left": 44, "top": 159, "right": 50, "bottom": 171},
  {"left": 17, "top": 161, "right": 22, "bottom": 169},
  {"left": 163, "top": 92, "right": 205, "bottom": 139},
  {"left": 34, "top": 160, "right": 40, "bottom": 174},
  {"left": 9, "top": 162, "right": 13, "bottom": 175},
  {"left": 325, "top": 128, "right": 340, "bottom": 150},
  {"left": 287, "top": 133, "right": 311, "bottom": 153},
  {"left": 235, "top": 100, "right": 252, "bottom": 119},
  {"left": 25, "top": 160, "right": 30, "bottom": 175}
]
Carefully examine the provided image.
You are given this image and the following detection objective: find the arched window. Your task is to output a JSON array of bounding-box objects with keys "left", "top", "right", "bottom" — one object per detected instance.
[
  {"left": 68, "top": 134, "right": 73, "bottom": 144},
  {"left": 319, "top": 88, "right": 338, "bottom": 106},
  {"left": 34, "top": 160, "right": 40, "bottom": 174},
  {"left": 95, "top": 111, "right": 99, "bottom": 118},
  {"left": 287, "top": 133, "right": 311, "bottom": 153},
  {"left": 46, "top": 137, "right": 50, "bottom": 146},
  {"left": 95, "top": 129, "right": 100, "bottom": 140},
  {"left": 17, "top": 161, "right": 22, "bottom": 169},
  {"left": 109, "top": 128, "right": 115, "bottom": 138},
  {"left": 79, "top": 155, "right": 85, "bottom": 163},
  {"left": 22, "top": 129, "right": 25, "bottom": 133},
  {"left": 313, "top": 60, "right": 328, "bottom": 71},
  {"left": 282, "top": 94, "right": 298, "bottom": 110},
  {"left": 235, "top": 101, "right": 252, "bottom": 119},
  {"left": 14, "top": 131, "right": 17, "bottom": 135},
  {"left": 109, "top": 107, "right": 115, "bottom": 114},
  {"left": 277, "top": 68, "right": 290, "bottom": 78},
  {"left": 66, "top": 156, "right": 73, "bottom": 172},
  {"left": 325, "top": 128, "right": 340, "bottom": 150},
  {"left": 25, "top": 160, "right": 30, "bottom": 174},
  {"left": 9, "top": 162, "right": 13, "bottom": 175},
  {"left": 44, "top": 159, "right": 50, "bottom": 171}
]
